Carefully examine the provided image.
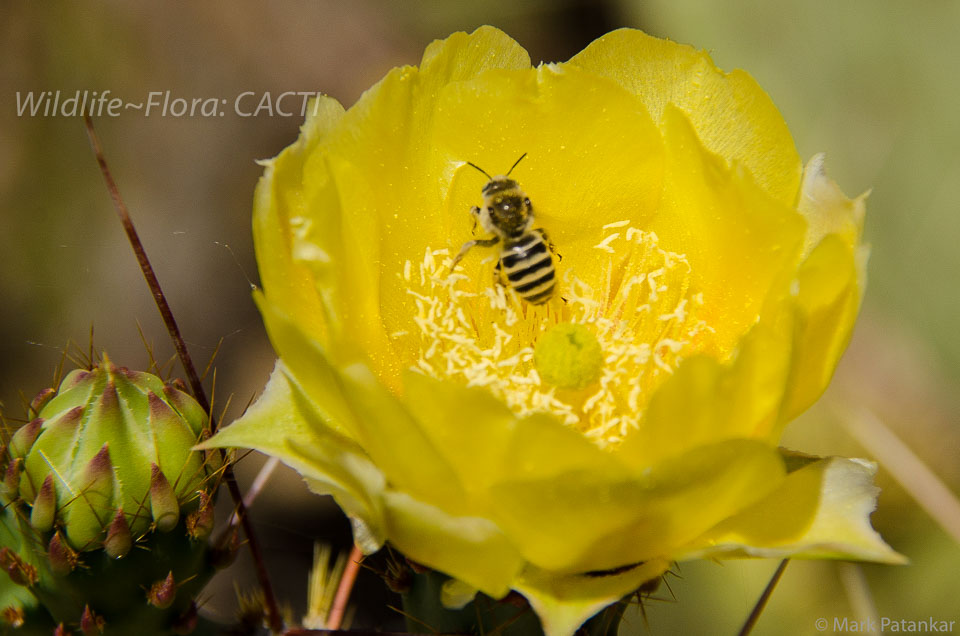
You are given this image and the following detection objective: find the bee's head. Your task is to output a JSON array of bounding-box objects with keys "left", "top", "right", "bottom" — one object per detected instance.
[
  {"left": 482, "top": 178, "right": 532, "bottom": 235},
  {"left": 465, "top": 154, "right": 532, "bottom": 236}
]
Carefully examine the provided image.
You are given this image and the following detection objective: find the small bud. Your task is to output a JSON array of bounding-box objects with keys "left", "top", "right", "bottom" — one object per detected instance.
[
  {"left": 53, "top": 622, "right": 72, "bottom": 636},
  {"left": 30, "top": 474, "right": 57, "bottom": 532},
  {"left": 149, "top": 464, "right": 180, "bottom": 532},
  {"left": 29, "top": 387, "right": 56, "bottom": 417},
  {"left": 48, "top": 532, "right": 79, "bottom": 576},
  {"left": 147, "top": 571, "right": 177, "bottom": 609},
  {"left": 62, "top": 445, "right": 115, "bottom": 548},
  {"left": 0, "top": 548, "right": 38, "bottom": 587},
  {"left": 3, "top": 458, "right": 22, "bottom": 499},
  {"left": 103, "top": 509, "right": 132, "bottom": 559},
  {"left": 186, "top": 491, "right": 215, "bottom": 540},
  {"left": 1, "top": 605, "right": 25, "bottom": 627},
  {"left": 9, "top": 418, "right": 43, "bottom": 458},
  {"left": 171, "top": 601, "right": 198, "bottom": 635},
  {"left": 80, "top": 604, "right": 105, "bottom": 635}
]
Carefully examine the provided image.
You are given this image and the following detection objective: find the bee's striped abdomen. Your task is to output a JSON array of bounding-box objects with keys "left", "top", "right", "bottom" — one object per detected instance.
[{"left": 501, "top": 232, "right": 556, "bottom": 304}]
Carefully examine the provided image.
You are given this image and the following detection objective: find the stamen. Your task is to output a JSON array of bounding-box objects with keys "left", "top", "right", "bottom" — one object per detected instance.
[{"left": 398, "top": 227, "right": 706, "bottom": 448}]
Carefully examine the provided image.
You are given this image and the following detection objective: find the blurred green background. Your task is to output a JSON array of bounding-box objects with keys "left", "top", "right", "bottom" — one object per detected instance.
[{"left": 2, "top": 1, "right": 957, "bottom": 633}]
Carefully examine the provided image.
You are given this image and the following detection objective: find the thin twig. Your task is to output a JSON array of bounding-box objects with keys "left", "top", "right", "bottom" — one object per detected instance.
[
  {"left": 327, "top": 544, "right": 364, "bottom": 630},
  {"left": 737, "top": 559, "right": 789, "bottom": 636},
  {"left": 82, "top": 115, "right": 284, "bottom": 634},
  {"left": 228, "top": 456, "right": 281, "bottom": 528}
]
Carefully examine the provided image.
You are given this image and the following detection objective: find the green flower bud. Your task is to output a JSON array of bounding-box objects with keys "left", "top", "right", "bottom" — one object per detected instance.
[{"left": 18, "top": 357, "right": 210, "bottom": 552}]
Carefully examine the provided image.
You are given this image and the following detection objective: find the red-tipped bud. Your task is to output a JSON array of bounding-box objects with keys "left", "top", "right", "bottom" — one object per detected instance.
[
  {"left": 53, "top": 622, "right": 72, "bottom": 636},
  {"left": 48, "top": 532, "right": 79, "bottom": 576},
  {"left": 171, "top": 601, "right": 198, "bottom": 635},
  {"left": 1, "top": 605, "right": 25, "bottom": 627},
  {"left": 103, "top": 509, "right": 132, "bottom": 558},
  {"left": 9, "top": 418, "right": 43, "bottom": 458},
  {"left": 58, "top": 368, "right": 90, "bottom": 391},
  {"left": 186, "top": 491, "right": 215, "bottom": 540},
  {"left": 80, "top": 605, "right": 105, "bottom": 635},
  {"left": 30, "top": 474, "right": 57, "bottom": 532},
  {"left": 147, "top": 571, "right": 177, "bottom": 609},
  {"left": 149, "top": 464, "right": 179, "bottom": 532},
  {"left": 29, "top": 387, "right": 56, "bottom": 417},
  {"left": 3, "top": 458, "right": 22, "bottom": 499},
  {"left": 0, "top": 548, "right": 38, "bottom": 587}
]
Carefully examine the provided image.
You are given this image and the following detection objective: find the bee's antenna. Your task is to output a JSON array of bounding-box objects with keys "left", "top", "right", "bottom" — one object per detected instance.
[
  {"left": 506, "top": 152, "right": 528, "bottom": 177},
  {"left": 465, "top": 161, "right": 493, "bottom": 180}
]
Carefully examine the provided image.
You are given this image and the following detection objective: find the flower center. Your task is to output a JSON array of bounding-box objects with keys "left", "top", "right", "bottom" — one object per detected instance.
[
  {"left": 534, "top": 323, "right": 603, "bottom": 390},
  {"left": 395, "top": 223, "right": 712, "bottom": 448}
]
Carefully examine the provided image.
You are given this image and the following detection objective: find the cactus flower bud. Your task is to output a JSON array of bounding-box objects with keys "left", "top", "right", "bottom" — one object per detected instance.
[
  {"left": 8, "top": 419, "right": 43, "bottom": 458},
  {"left": 48, "top": 532, "right": 79, "bottom": 577},
  {"left": 80, "top": 605, "right": 105, "bottom": 635},
  {"left": 2, "top": 357, "right": 224, "bottom": 634},
  {"left": 146, "top": 571, "right": 177, "bottom": 609},
  {"left": 186, "top": 490, "right": 215, "bottom": 541},
  {"left": 29, "top": 474, "right": 56, "bottom": 533},
  {"left": 17, "top": 357, "right": 210, "bottom": 552},
  {"left": 28, "top": 388, "right": 55, "bottom": 417},
  {"left": 103, "top": 509, "right": 132, "bottom": 559}
]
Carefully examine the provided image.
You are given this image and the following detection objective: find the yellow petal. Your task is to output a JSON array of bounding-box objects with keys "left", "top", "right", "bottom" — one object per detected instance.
[
  {"left": 616, "top": 318, "right": 793, "bottom": 466},
  {"left": 489, "top": 440, "right": 785, "bottom": 572},
  {"left": 780, "top": 233, "right": 862, "bottom": 421},
  {"left": 513, "top": 559, "right": 670, "bottom": 636},
  {"left": 254, "top": 96, "right": 345, "bottom": 347},
  {"left": 381, "top": 490, "right": 524, "bottom": 599},
  {"left": 255, "top": 294, "right": 468, "bottom": 512},
  {"left": 402, "top": 370, "right": 622, "bottom": 495},
  {"left": 568, "top": 28, "right": 802, "bottom": 207},
  {"left": 798, "top": 153, "right": 867, "bottom": 258},
  {"left": 679, "top": 455, "right": 906, "bottom": 564},
  {"left": 649, "top": 106, "right": 806, "bottom": 358},
  {"left": 200, "top": 363, "right": 387, "bottom": 550}
]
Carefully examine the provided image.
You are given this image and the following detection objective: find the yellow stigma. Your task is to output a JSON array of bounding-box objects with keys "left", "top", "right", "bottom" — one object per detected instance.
[{"left": 534, "top": 323, "right": 603, "bottom": 390}]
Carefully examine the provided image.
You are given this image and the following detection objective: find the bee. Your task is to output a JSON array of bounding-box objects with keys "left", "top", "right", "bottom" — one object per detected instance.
[{"left": 452, "top": 153, "right": 559, "bottom": 304}]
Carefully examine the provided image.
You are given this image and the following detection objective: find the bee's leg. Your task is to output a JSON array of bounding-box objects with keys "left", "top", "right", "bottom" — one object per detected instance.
[
  {"left": 470, "top": 205, "right": 480, "bottom": 235},
  {"left": 536, "top": 228, "right": 561, "bottom": 262},
  {"left": 493, "top": 259, "right": 504, "bottom": 288},
  {"left": 452, "top": 236, "right": 499, "bottom": 268}
]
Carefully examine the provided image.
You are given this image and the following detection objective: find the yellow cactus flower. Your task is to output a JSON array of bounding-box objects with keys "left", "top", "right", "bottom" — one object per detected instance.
[{"left": 203, "top": 27, "right": 903, "bottom": 636}]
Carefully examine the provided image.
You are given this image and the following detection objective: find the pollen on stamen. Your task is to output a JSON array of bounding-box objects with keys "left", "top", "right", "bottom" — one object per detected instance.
[{"left": 399, "top": 227, "right": 709, "bottom": 448}]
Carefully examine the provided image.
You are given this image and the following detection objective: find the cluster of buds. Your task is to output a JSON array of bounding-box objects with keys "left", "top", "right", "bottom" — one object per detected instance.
[{"left": 0, "top": 357, "right": 225, "bottom": 634}]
